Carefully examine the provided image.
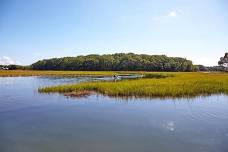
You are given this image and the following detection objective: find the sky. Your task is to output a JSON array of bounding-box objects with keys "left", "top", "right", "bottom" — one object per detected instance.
[{"left": 0, "top": 0, "right": 228, "bottom": 66}]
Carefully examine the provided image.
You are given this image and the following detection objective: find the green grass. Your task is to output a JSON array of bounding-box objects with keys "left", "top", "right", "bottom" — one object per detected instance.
[{"left": 39, "top": 72, "right": 228, "bottom": 98}]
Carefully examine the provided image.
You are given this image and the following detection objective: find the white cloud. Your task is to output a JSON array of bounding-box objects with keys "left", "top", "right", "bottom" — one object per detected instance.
[
  {"left": 191, "top": 56, "right": 218, "bottom": 66},
  {"left": 0, "top": 56, "right": 19, "bottom": 65},
  {"left": 168, "top": 11, "right": 177, "bottom": 17},
  {"left": 152, "top": 10, "right": 179, "bottom": 21}
]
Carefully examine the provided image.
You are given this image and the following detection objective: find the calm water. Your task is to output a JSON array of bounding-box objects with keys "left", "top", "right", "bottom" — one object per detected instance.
[{"left": 0, "top": 77, "right": 228, "bottom": 152}]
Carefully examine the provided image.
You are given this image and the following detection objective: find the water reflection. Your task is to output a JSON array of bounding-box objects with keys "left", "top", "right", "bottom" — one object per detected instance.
[{"left": 0, "top": 77, "right": 228, "bottom": 152}]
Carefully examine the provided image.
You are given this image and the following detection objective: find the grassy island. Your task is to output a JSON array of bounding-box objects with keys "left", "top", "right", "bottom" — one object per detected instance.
[{"left": 39, "top": 72, "right": 228, "bottom": 98}]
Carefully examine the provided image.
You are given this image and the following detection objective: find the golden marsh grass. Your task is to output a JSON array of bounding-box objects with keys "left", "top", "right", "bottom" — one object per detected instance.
[
  {"left": 0, "top": 70, "right": 118, "bottom": 77},
  {"left": 39, "top": 72, "right": 228, "bottom": 98}
]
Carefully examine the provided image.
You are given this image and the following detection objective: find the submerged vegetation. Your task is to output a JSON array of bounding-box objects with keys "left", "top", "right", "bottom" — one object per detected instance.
[
  {"left": 39, "top": 72, "right": 228, "bottom": 98},
  {"left": 64, "top": 90, "right": 94, "bottom": 98}
]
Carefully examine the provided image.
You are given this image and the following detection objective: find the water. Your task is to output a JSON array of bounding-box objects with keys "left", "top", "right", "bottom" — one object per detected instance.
[{"left": 0, "top": 77, "right": 228, "bottom": 152}]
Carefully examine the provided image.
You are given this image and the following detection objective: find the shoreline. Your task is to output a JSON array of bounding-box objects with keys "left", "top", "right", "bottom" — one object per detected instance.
[{"left": 0, "top": 70, "right": 119, "bottom": 77}]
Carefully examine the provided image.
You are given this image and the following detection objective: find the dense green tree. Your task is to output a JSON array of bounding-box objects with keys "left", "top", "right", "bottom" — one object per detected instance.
[
  {"left": 31, "top": 53, "right": 195, "bottom": 71},
  {"left": 218, "top": 53, "right": 228, "bottom": 71}
]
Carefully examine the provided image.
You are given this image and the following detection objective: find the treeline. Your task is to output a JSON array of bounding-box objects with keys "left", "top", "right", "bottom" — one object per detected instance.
[
  {"left": 196, "top": 65, "right": 225, "bottom": 72},
  {"left": 31, "top": 53, "right": 196, "bottom": 71}
]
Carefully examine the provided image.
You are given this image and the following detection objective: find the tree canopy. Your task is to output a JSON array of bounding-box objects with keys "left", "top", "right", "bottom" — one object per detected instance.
[
  {"left": 31, "top": 53, "right": 195, "bottom": 71},
  {"left": 218, "top": 53, "right": 228, "bottom": 69}
]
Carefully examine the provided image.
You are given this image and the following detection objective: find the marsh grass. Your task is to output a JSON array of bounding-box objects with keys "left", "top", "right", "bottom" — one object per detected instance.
[
  {"left": 142, "top": 73, "right": 174, "bottom": 79},
  {"left": 39, "top": 72, "right": 228, "bottom": 98},
  {"left": 0, "top": 70, "right": 118, "bottom": 77}
]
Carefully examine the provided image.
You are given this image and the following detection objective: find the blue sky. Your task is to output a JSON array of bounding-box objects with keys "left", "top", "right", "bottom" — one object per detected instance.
[{"left": 0, "top": 0, "right": 228, "bottom": 66}]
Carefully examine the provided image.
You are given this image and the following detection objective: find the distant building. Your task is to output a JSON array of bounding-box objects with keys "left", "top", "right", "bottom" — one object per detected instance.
[{"left": 0, "top": 66, "right": 9, "bottom": 70}]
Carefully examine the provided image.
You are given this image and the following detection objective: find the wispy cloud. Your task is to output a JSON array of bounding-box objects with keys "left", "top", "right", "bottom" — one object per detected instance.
[
  {"left": 168, "top": 11, "right": 177, "bottom": 17},
  {"left": 0, "top": 56, "right": 19, "bottom": 65},
  {"left": 152, "top": 10, "right": 179, "bottom": 22}
]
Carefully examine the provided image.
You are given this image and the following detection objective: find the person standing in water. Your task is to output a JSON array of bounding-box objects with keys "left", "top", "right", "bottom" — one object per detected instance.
[{"left": 113, "top": 75, "right": 118, "bottom": 82}]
